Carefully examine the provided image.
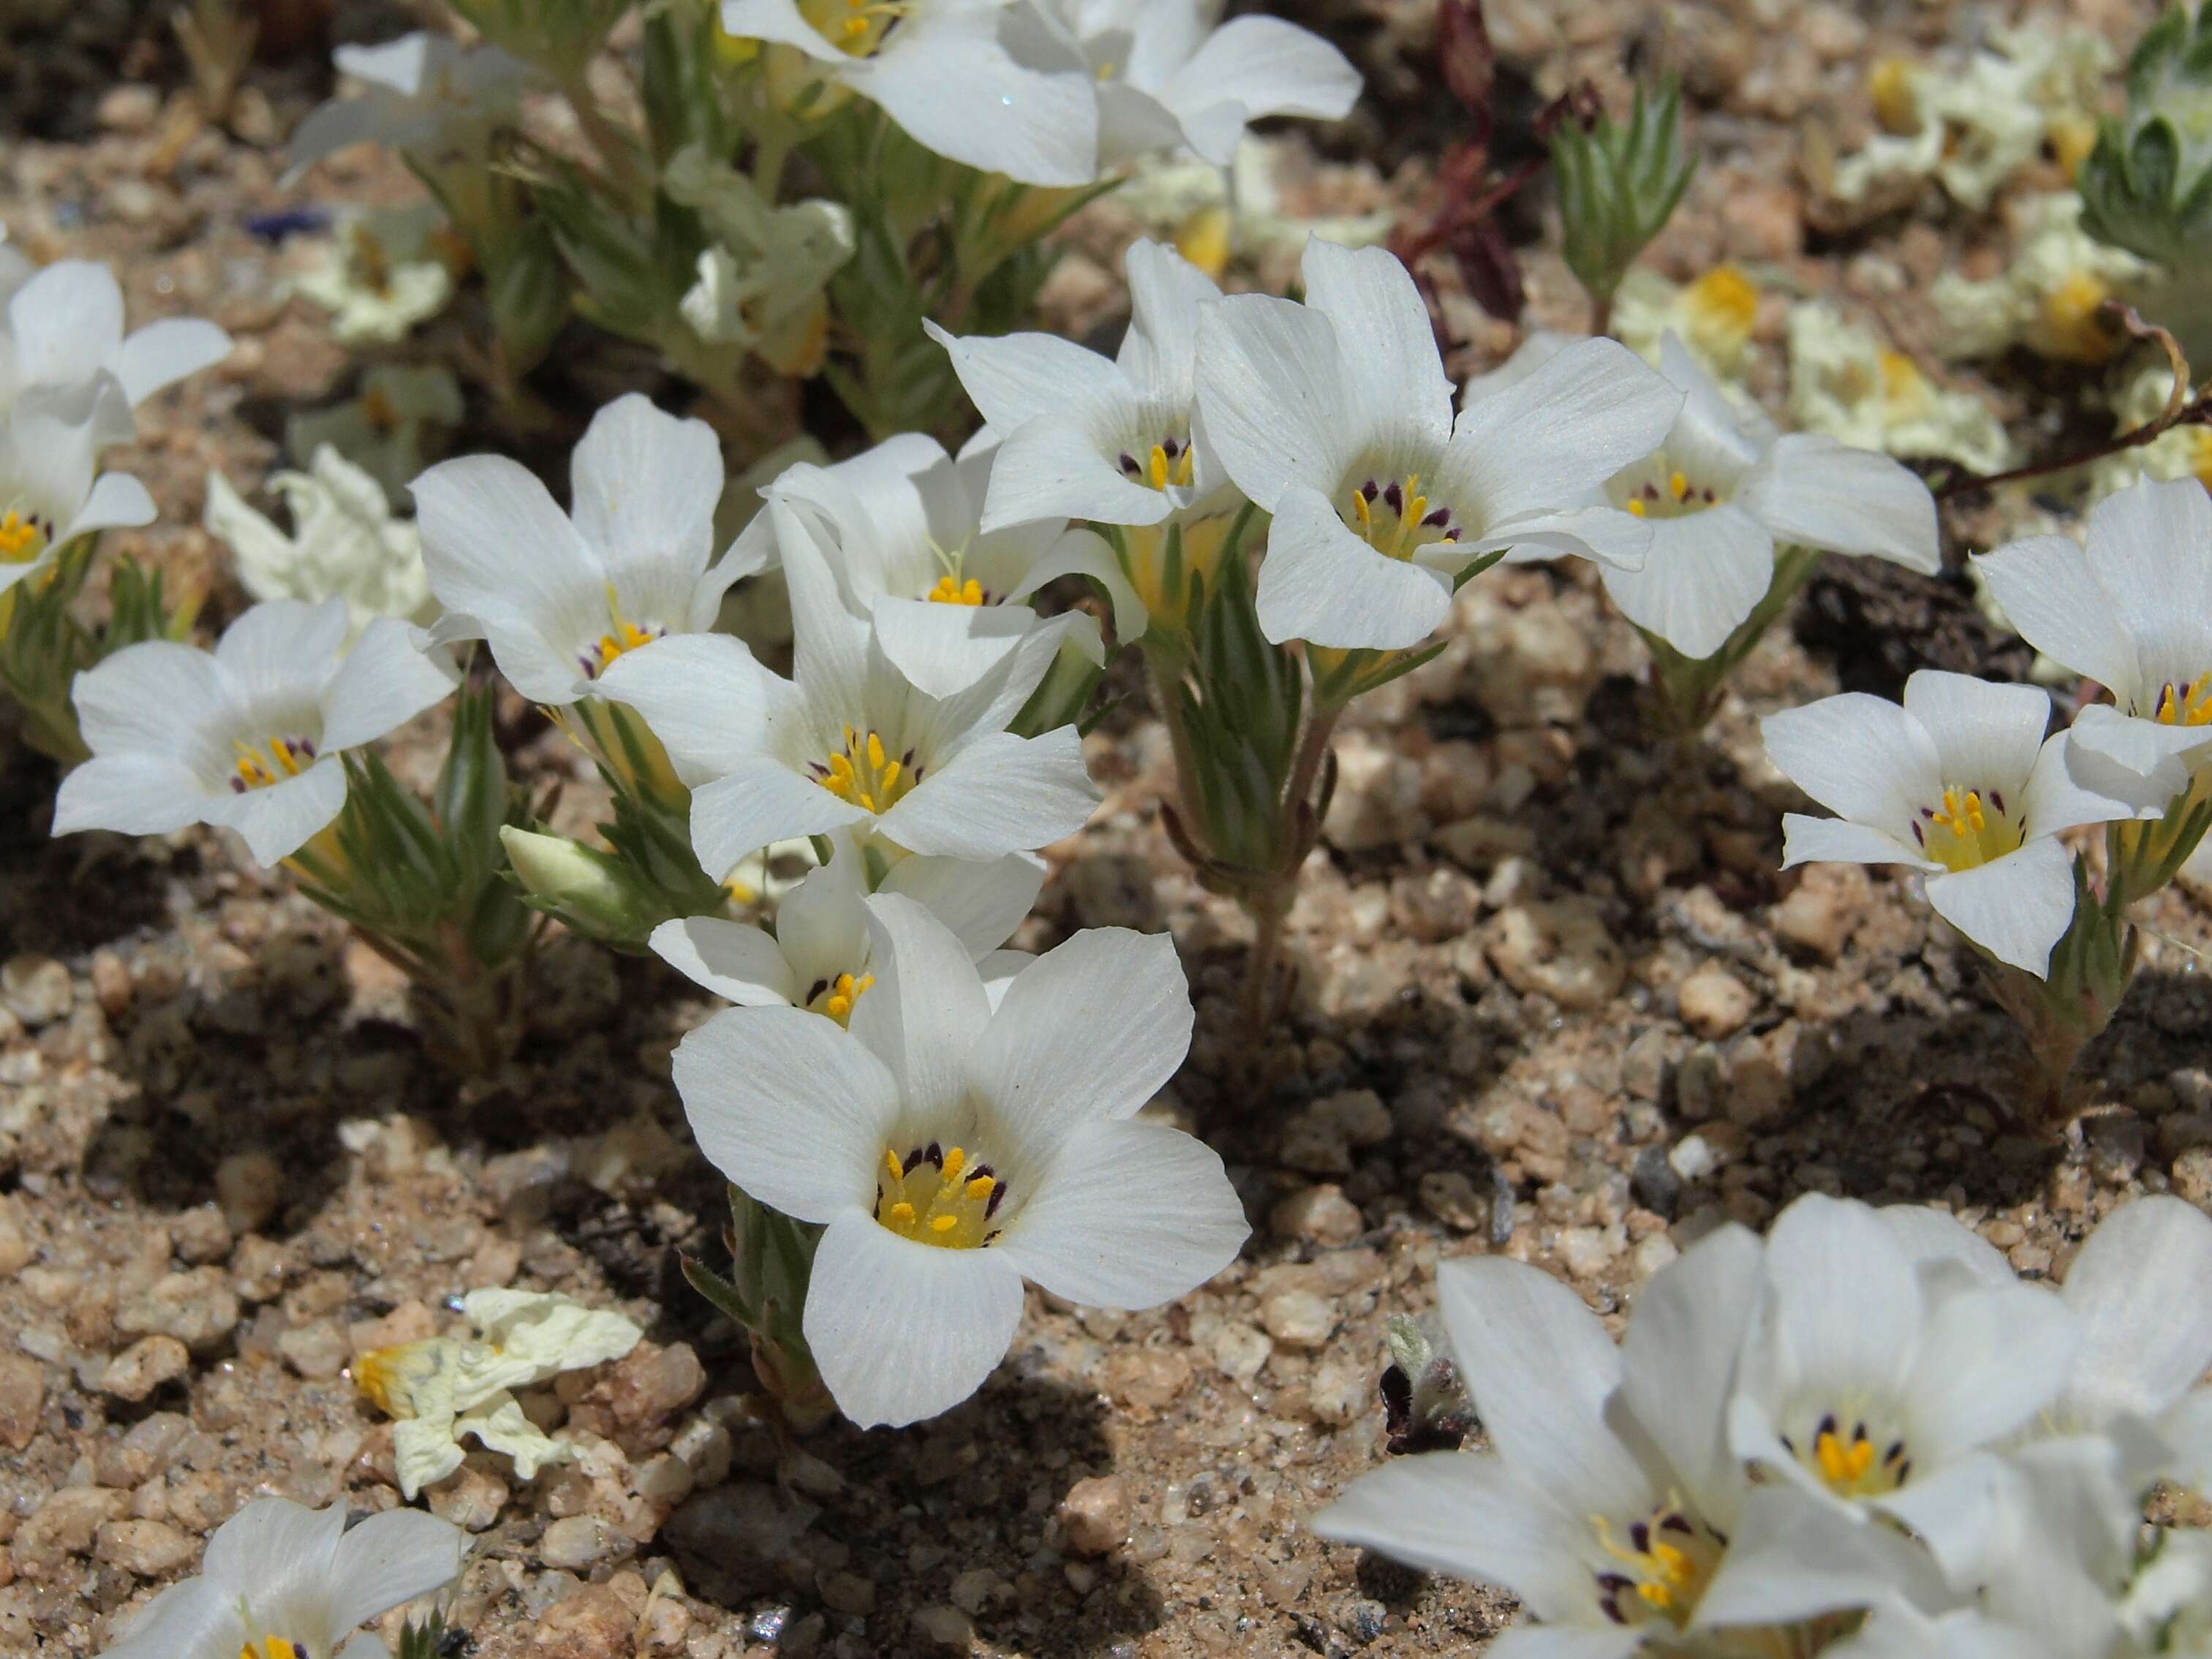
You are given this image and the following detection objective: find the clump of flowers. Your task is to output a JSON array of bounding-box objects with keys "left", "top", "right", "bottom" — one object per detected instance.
[
  {"left": 206, "top": 445, "right": 434, "bottom": 640},
  {"left": 1785, "top": 301, "right": 2015, "bottom": 477},
  {"left": 1319, "top": 1190, "right": 2212, "bottom": 1658}
]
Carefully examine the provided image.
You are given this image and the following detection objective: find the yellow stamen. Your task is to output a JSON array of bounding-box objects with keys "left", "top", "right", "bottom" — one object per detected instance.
[
  {"left": 930, "top": 1214, "right": 958, "bottom": 1233},
  {"left": 2155, "top": 671, "right": 2212, "bottom": 727},
  {"left": 1352, "top": 490, "right": 1372, "bottom": 525},
  {"left": 966, "top": 1174, "right": 995, "bottom": 1200},
  {"left": 1816, "top": 1430, "right": 1876, "bottom": 1487},
  {"left": 0, "top": 510, "right": 47, "bottom": 564},
  {"left": 874, "top": 1142, "right": 1001, "bottom": 1249},
  {"left": 1626, "top": 497, "right": 1647, "bottom": 517},
  {"left": 813, "top": 726, "right": 918, "bottom": 814},
  {"left": 886, "top": 1149, "right": 905, "bottom": 1182},
  {"left": 940, "top": 1146, "right": 965, "bottom": 1182},
  {"left": 233, "top": 735, "right": 313, "bottom": 791},
  {"left": 1148, "top": 445, "right": 1171, "bottom": 489},
  {"left": 1669, "top": 470, "right": 1689, "bottom": 502},
  {"left": 926, "top": 573, "right": 986, "bottom": 605},
  {"left": 243, "top": 1640, "right": 304, "bottom": 1659}
]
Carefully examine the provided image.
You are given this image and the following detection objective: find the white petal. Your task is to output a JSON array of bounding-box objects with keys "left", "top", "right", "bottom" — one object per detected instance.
[
  {"left": 871, "top": 594, "right": 1039, "bottom": 700},
  {"left": 1166, "top": 16, "right": 1360, "bottom": 129},
  {"left": 1597, "top": 506, "right": 1775, "bottom": 660},
  {"left": 879, "top": 850, "right": 1045, "bottom": 957},
  {"left": 1310, "top": 1454, "right": 1601, "bottom": 1625},
  {"left": 648, "top": 916, "right": 801, "bottom": 1005},
  {"left": 1449, "top": 337, "right": 1683, "bottom": 528},
  {"left": 1902, "top": 669, "right": 2050, "bottom": 794},
  {"left": 567, "top": 393, "right": 723, "bottom": 608},
  {"left": 803, "top": 1211, "right": 1027, "bottom": 1428},
  {"left": 52, "top": 753, "right": 211, "bottom": 839},
  {"left": 1904, "top": 1280, "right": 2076, "bottom": 1460},
  {"left": 995, "top": 1117, "right": 1245, "bottom": 1306},
  {"left": 216, "top": 597, "right": 350, "bottom": 703},
  {"left": 1117, "top": 239, "right": 1220, "bottom": 407},
  {"left": 977, "top": 410, "right": 1170, "bottom": 529},
  {"left": 1761, "top": 693, "right": 1942, "bottom": 842},
  {"left": 1970, "top": 533, "right": 2138, "bottom": 696},
  {"left": 1486, "top": 1631, "right": 1645, "bottom": 1659},
  {"left": 9, "top": 260, "right": 123, "bottom": 385},
  {"left": 781, "top": 507, "right": 870, "bottom": 721},
  {"left": 2061, "top": 705, "right": 2204, "bottom": 809},
  {"left": 116, "top": 317, "right": 231, "bottom": 405},
  {"left": 2058, "top": 1195, "right": 2212, "bottom": 1424},
  {"left": 1924, "top": 839, "right": 2079, "bottom": 976},
  {"left": 593, "top": 632, "right": 787, "bottom": 783},
  {"left": 67, "top": 638, "right": 233, "bottom": 770},
  {"left": 872, "top": 727, "right": 1098, "bottom": 858},
  {"left": 1692, "top": 1485, "right": 1946, "bottom": 1630},
  {"left": 1254, "top": 485, "right": 1450, "bottom": 649},
  {"left": 1759, "top": 1193, "right": 1922, "bottom": 1401},
  {"left": 853, "top": 892, "right": 993, "bottom": 1122},
  {"left": 58, "top": 470, "right": 157, "bottom": 540},
  {"left": 1485, "top": 503, "right": 1650, "bottom": 570},
  {"left": 1779, "top": 813, "right": 1927, "bottom": 872},
  {"left": 1011, "top": 525, "right": 1147, "bottom": 643},
  {"left": 925, "top": 320, "right": 1129, "bottom": 445},
  {"left": 2020, "top": 729, "right": 2140, "bottom": 837},
  {"left": 720, "top": 0, "right": 845, "bottom": 60},
  {"left": 973, "top": 925, "right": 1192, "bottom": 1146},
  {"left": 98, "top": 1580, "right": 248, "bottom": 1659},
  {"left": 325, "top": 1507, "right": 467, "bottom": 1633},
  {"left": 320, "top": 617, "right": 456, "bottom": 751},
  {"left": 1298, "top": 238, "right": 1453, "bottom": 452},
  {"left": 410, "top": 455, "right": 603, "bottom": 703},
  {"left": 1875, "top": 1204, "right": 2014, "bottom": 1285},
  {"left": 208, "top": 756, "right": 350, "bottom": 863},
  {"left": 1435, "top": 1257, "right": 1650, "bottom": 1519},
  {"left": 1193, "top": 292, "right": 1355, "bottom": 510},
  {"left": 202, "top": 1498, "right": 347, "bottom": 1628},
  {"left": 1618, "top": 1223, "right": 1764, "bottom": 1527},
  {"left": 689, "top": 758, "right": 866, "bottom": 885},
  {"left": 1737, "top": 434, "right": 1939, "bottom": 571},
  {"left": 2081, "top": 475, "right": 2212, "bottom": 641},
  {"left": 848, "top": 21, "right": 1098, "bottom": 187},
  {"left": 672, "top": 1005, "right": 898, "bottom": 1221}
]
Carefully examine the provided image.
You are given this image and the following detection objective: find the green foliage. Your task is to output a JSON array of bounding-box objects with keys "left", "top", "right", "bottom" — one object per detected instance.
[
  {"left": 1550, "top": 78, "right": 1696, "bottom": 315},
  {"left": 683, "top": 1184, "right": 835, "bottom": 1431},
  {"left": 2080, "top": 4, "right": 2212, "bottom": 264},
  {"left": 0, "top": 543, "right": 199, "bottom": 767}
]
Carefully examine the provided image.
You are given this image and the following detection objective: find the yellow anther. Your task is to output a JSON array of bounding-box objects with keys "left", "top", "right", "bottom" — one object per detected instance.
[
  {"left": 2156, "top": 672, "right": 2212, "bottom": 727},
  {"left": 0, "top": 511, "right": 45, "bottom": 563},
  {"left": 1816, "top": 1431, "right": 1876, "bottom": 1488},
  {"left": 1352, "top": 490, "right": 1372, "bottom": 526},
  {"left": 243, "top": 1641, "right": 304, "bottom": 1659},
  {"left": 966, "top": 1174, "right": 996, "bottom": 1200},
  {"left": 1626, "top": 497, "right": 1647, "bottom": 517},
  {"left": 926, "top": 574, "right": 986, "bottom": 605},
  {"left": 1148, "top": 445, "right": 1171, "bottom": 489},
  {"left": 813, "top": 727, "right": 917, "bottom": 814},
  {"left": 886, "top": 1149, "right": 905, "bottom": 1181},
  {"left": 874, "top": 1141, "right": 1002, "bottom": 1249},
  {"left": 940, "top": 1146, "right": 965, "bottom": 1182},
  {"left": 867, "top": 732, "right": 886, "bottom": 771},
  {"left": 1669, "top": 470, "right": 1690, "bottom": 502},
  {"left": 889, "top": 1201, "right": 916, "bottom": 1225},
  {"left": 931, "top": 1214, "right": 959, "bottom": 1233},
  {"left": 842, "top": 13, "right": 867, "bottom": 36}
]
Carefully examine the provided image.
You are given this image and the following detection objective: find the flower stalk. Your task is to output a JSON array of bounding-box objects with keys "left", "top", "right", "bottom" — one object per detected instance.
[{"left": 680, "top": 1183, "right": 835, "bottom": 1435}]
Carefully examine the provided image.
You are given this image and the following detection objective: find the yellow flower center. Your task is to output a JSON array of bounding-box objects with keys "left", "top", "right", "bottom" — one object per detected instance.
[
  {"left": 0, "top": 509, "right": 50, "bottom": 565},
  {"left": 1175, "top": 205, "right": 1234, "bottom": 281},
  {"left": 926, "top": 573, "right": 986, "bottom": 606},
  {"left": 578, "top": 587, "right": 664, "bottom": 680},
  {"left": 232, "top": 734, "right": 318, "bottom": 793},
  {"left": 1680, "top": 266, "right": 1759, "bottom": 370},
  {"left": 2152, "top": 671, "right": 2212, "bottom": 727},
  {"left": 1786, "top": 1411, "right": 1912, "bottom": 1499},
  {"left": 1616, "top": 458, "right": 1722, "bottom": 521},
  {"left": 803, "top": 968, "right": 875, "bottom": 1025},
  {"left": 2031, "top": 271, "right": 2118, "bottom": 364},
  {"left": 875, "top": 1143, "right": 1003, "bottom": 1248},
  {"left": 811, "top": 725, "right": 919, "bottom": 814},
  {"left": 1117, "top": 436, "right": 1196, "bottom": 494},
  {"left": 1590, "top": 1501, "right": 1724, "bottom": 1629},
  {"left": 241, "top": 1639, "right": 304, "bottom": 1659},
  {"left": 1346, "top": 471, "right": 1461, "bottom": 559},
  {"left": 812, "top": 0, "right": 907, "bottom": 56},
  {"left": 1914, "top": 783, "right": 2026, "bottom": 872}
]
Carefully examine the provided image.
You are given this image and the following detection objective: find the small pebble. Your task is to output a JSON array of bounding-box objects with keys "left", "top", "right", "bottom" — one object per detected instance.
[{"left": 1058, "top": 1475, "right": 1131, "bottom": 1556}]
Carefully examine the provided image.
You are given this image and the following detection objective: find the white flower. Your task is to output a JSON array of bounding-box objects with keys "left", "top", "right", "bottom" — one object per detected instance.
[
  {"left": 286, "top": 364, "right": 465, "bottom": 510},
  {"left": 284, "top": 204, "right": 457, "bottom": 347},
  {"left": 355, "top": 1288, "right": 643, "bottom": 1499},
  {"left": 652, "top": 831, "right": 1041, "bottom": 1017},
  {"left": 95, "top": 1496, "right": 464, "bottom": 1659},
  {"left": 1761, "top": 670, "right": 2143, "bottom": 975},
  {"left": 722, "top": 0, "right": 1100, "bottom": 186},
  {"left": 1725, "top": 1193, "right": 2079, "bottom": 1572},
  {"left": 1564, "top": 333, "right": 1939, "bottom": 660},
  {"left": 1196, "top": 237, "right": 1680, "bottom": 651},
  {"left": 671, "top": 893, "right": 1247, "bottom": 1427},
  {"left": 663, "top": 144, "right": 853, "bottom": 375},
  {"left": 287, "top": 31, "right": 529, "bottom": 176},
  {"left": 53, "top": 600, "right": 456, "bottom": 865},
  {"left": 1974, "top": 480, "right": 2212, "bottom": 807},
  {"left": 208, "top": 445, "right": 434, "bottom": 642},
  {"left": 412, "top": 392, "right": 758, "bottom": 706},
  {"left": 0, "top": 257, "right": 231, "bottom": 442},
  {"left": 1314, "top": 1229, "right": 1944, "bottom": 1655},
  {"left": 596, "top": 502, "right": 1099, "bottom": 878},
  {"left": 1113, "top": 135, "right": 1397, "bottom": 279},
  {"left": 1785, "top": 301, "right": 2015, "bottom": 476},
  {"left": 1031, "top": 0, "right": 1359, "bottom": 167},
  {"left": 749, "top": 430, "right": 1101, "bottom": 692},
  {"left": 0, "top": 396, "right": 157, "bottom": 595},
  {"left": 1930, "top": 193, "right": 2146, "bottom": 366},
  {"left": 1612, "top": 265, "right": 1762, "bottom": 384}
]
